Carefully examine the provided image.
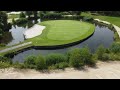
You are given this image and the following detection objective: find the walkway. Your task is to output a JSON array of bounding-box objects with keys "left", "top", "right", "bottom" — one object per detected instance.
[
  {"left": 94, "top": 19, "right": 120, "bottom": 38},
  {"left": 0, "top": 42, "right": 32, "bottom": 53},
  {"left": 1, "top": 61, "right": 120, "bottom": 79}
]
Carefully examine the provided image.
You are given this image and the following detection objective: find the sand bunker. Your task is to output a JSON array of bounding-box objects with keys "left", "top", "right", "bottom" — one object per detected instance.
[{"left": 24, "top": 24, "right": 45, "bottom": 39}]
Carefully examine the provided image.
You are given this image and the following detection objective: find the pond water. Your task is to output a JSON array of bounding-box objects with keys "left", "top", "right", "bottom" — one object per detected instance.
[
  {"left": 0, "top": 19, "right": 41, "bottom": 46},
  {"left": 11, "top": 23, "right": 115, "bottom": 63}
]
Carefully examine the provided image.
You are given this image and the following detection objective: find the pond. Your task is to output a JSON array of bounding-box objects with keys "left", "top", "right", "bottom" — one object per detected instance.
[
  {"left": 11, "top": 22, "right": 115, "bottom": 63},
  {"left": 0, "top": 19, "right": 41, "bottom": 46}
]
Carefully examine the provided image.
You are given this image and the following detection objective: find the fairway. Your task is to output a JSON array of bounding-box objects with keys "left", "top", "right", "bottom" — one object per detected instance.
[{"left": 28, "top": 20, "right": 95, "bottom": 46}]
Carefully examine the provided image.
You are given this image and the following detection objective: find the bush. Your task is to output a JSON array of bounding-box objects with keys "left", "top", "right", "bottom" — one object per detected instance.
[
  {"left": 83, "top": 16, "right": 93, "bottom": 21},
  {"left": 43, "top": 13, "right": 62, "bottom": 19},
  {"left": 69, "top": 47, "right": 95, "bottom": 67},
  {"left": 0, "top": 43, "right": 5, "bottom": 47},
  {"left": 96, "top": 45, "right": 105, "bottom": 60},
  {"left": 69, "top": 48, "right": 84, "bottom": 68},
  {"left": 15, "top": 18, "right": 28, "bottom": 25},
  {"left": 109, "top": 53, "right": 120, "bottom": 60},
  {"left": 46, "top": 53, "right": 66, "bottom": 66},
  {"left": 58, "top": 62, "right": 69, "bottom": 69},
  {"left": 35, "top": 55, "right": 46, "bottom": 70},
  {"left": 102, "top": 53, "right": 110, "bottom": 61},
  {"left": 0, "top": 62, "right": 11, "bottom": 68},
  {"left": 0, "top": 55, "right": 12, "bottom": 63},
  {"left": 105, "top": 48, "right": 110, "bottom": 53},
  {"left": 24, "top": 55, "right": 36, "bottom": 65},
  {"left": 20, "top": 12, "right": 26, "bottom": 18},
  {"left": 109, "top": 42, "right": 120, "bottom": 53}
]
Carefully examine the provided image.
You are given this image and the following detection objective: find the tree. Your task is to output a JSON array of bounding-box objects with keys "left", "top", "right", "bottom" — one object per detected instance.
[
  {"left": 0, "top": 11, "right": 8, "bottom": 31},
  {"left": 20, "top": 12, "right": 26, "bottom": 18},
  {"left": 68, "top": 11, "right": 81, "bottom": 15},
  {"left": 33, "top": 11, "right": 38, "bottom": 19},
  {"left": 25, "top": 11, "right": 33, "bottom": 19}
]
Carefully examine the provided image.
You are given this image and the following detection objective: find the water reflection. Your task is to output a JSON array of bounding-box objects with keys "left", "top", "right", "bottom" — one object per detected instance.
[{"left": 0, "top": 19, "right": 41, "bottom": 46}]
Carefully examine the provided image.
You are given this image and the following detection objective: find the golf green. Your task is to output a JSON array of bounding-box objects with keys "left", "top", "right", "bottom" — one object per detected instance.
[{"left": 28, "top": 20, "right": 95, "bottom": 46}]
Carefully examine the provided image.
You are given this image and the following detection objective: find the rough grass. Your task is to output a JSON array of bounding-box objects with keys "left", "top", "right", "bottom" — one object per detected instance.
[
  {"left": 8, "top": 14, "right": 20, "bottom": 19},
  {"left": 27, "top": 20, "right": 95, "bottom": 46},
  {"left": 81, "top": 12, "right": 120, "bottom": 27}
]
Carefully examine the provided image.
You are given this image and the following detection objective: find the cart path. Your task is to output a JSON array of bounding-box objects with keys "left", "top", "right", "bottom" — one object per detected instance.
[{"left": 0, "top": 42, "right": 32, "bottom": 53}]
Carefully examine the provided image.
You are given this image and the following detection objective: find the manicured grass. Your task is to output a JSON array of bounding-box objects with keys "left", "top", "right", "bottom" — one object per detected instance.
[
  {"left": 27, "top": 20, "right": 95, "bottom": 46},
  {"left": 81, "top": 12, "right": 120, "bottom": 27},
  {"left": 8, "top": 14, "right": 20, "bottom": 19}
]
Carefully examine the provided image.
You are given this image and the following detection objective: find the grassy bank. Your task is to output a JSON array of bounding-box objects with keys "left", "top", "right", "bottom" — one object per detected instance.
[{"left": 81, "top": 12, "right": 120, "bottom": 27}]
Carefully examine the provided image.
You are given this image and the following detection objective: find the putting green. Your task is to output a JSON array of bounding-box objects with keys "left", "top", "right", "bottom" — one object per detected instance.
[{"left": 28, "top": 20, "right": 95, "bottom": 46}]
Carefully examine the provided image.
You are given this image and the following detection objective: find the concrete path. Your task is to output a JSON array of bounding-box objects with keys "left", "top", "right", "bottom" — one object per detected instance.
[
  {"left": 94, "top": 19, "right": 120, "bottom": 38},
  {"left": 1, "top": 61, "right": 120, "bottom": 79},
  {"left": 0, "top": 42, "right": 32, "bottom": 53}
]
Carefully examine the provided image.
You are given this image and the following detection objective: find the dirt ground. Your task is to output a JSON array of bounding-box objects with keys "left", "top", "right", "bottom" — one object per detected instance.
[{"left": 1, "top": 61, "right": 120, "bottom": 79}]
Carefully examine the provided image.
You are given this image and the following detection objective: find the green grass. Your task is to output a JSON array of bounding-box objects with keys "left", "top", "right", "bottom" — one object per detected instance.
[
  {"left": 27, "top": 20, "right": 95, "bottom": 46},
  {"left": 8, "top": 14, "right": 20, "bottom": 19},
  {"left": 81, "top": 12, "right": 120, "bottom": 27}
]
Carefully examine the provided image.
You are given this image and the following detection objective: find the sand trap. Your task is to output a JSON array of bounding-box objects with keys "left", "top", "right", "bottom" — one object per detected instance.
[{"left": 24, "top": 24, "right": 45, "bottom": 39}]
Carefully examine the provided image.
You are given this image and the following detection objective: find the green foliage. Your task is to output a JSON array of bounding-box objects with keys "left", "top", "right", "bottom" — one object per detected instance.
[
  {"left": 109, "top": 42, "right": 120, "bottom": 53},
  {"left": 46, "top": 53, "right": 66, "bottom": 66},
  {"left": 0, "top": 55, "right": 12, "bottom": 63},
  {"left": 102, "top": 53, "right": 110, "bottom": 61},
  {"left": 109, "top": 53, "right": 120, "bottom": 60},
  {"left": 15, "top": 18, "right": 28, "bottom": 25},
  {"left": 20, "top": 12, "right": 26, "bottom": 18},
  {"left": 35, "top": 55, "right": 46, "bottom": 70},
  {"left": 105, "top": 48, "right": 110, "bottom": 53},
  {"left": 114, "top": 32, "right": 120, "bottom": 42},
  {"left": 0, "top": 11, "right": 9, "bottom": 32},
  {"left": 57, "top": 62, "right": 69, "bottom": 69},
  {"left": 69, "top": 48, "right": 84, "bottom": 68},
  {"left": 69, "top": 47, "right": 95, "bottom": 67},
  {"left": 96, "top": 45, "right": 105, "bottom": 60},
  {"left": 0, "top": 62, "right": 11, "bottom": 68},
  {"left": 24, "top": 55, "right": 36, "bottom": 65},
  {"left": 43, "top": 12, "right": 62, "bottom": 19},
  {"left": 83, "top": 16, "right": 93, "bottom": 21},
  {"left": 0, "top": 43, "right": 6, "bottom": 47}
]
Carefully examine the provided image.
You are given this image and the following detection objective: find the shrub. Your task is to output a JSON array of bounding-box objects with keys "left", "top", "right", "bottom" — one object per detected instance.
[
  {"left": 15, "top": 18, "right": 28, "bottom": 25},
  {"left": 83, "top": 16, "right": 93, "bottom": 21},
  {"left": 46, "top": 53, "right": 66, "bottom": 66},
  {"left": 69, "top": 47, "right": 95, "bottom": 67},
  {"left": 0, "top": 43, "right": 5, "bottom": 47},
  {"left": 24, "top": 55, "right": 36, "bottom": 65},
  {"left": 96, "top": 45, "right": 105, "bottom": 60},
  {"left": 69, "top": 48, "right": 84, "bottom": 68},
  {"left": 0, "top": 62, "right": 11, "bottom": 68},
  {"left": 43, "top": 13, "right": 62, "bottom": 19},
  {"left": 105, "top": 48, "right": 110, "bottom": 53},
  {"left": 20, "top": 12, "right": 26, "bottom": 18},
  {"left": 0, "top": 55, "right": 12, "bottom": 63},
  {"left": 35, "top": 55, "right": 46, "bottom": 70},
  {"left": 109, "top": 42, "right": 120, "bottom": 53},
  {"left": 102, "top": 53, "right": 110, "bottom": 61},
  {"left": 57, "top": 62, "right": 69, "bottom": 69},
  {"left": 109, "top": 53, "right": 120, "bottom": 60}
]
